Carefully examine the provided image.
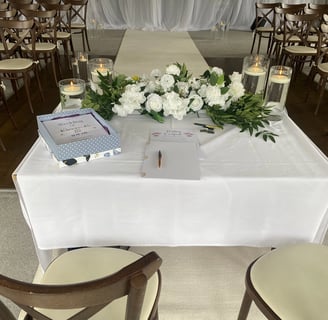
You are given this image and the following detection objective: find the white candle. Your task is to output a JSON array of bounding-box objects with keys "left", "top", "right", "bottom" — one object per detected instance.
[
  {"left": 61, "top": 82, "right": 84, "bottom": 96},
  {"left": 91, "top": 65, "right": 110, "bottom": 83},
  {"left": 78, "top": 55, "right": 88, "bottom": 81},
  {"left": 244, "top": 64, "right": 267, "bottom": 94},
  {"left": 270, "top": 74, "right": 291, "bottom": 84}
]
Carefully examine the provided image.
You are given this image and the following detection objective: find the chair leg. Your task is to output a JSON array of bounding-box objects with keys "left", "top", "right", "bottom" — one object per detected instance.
[
  {"left": 23, "top": 72, "right": 34, "bottom": 114},
  {"left": 305, "top": 66, "right": 317, "bottom": 102},
  {"left": 257, "top": 34, "right": 262, "bottom": 54},
  {"left": 250, "top": 32, "right": 257, "bottom": 54},
  {"left": 237, "top": 290, "right": 253, "bottom": 320},
  {"left": 34, "top": 64, "right": 45, "bottom": 103},
  {"left": 314, "top": 76, "right": 327, "bottom": 116},
  {"left": 84, "top": 29, "right": 91, "bottom": 51}
]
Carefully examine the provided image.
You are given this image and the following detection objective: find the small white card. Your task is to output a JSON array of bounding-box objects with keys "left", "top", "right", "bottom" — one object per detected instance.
[
  {"left": 42, "top": 113, "right": 109, "bottom": 145},
  {"left": 141, "top": 129, "right": 200, "bottom": 180}
]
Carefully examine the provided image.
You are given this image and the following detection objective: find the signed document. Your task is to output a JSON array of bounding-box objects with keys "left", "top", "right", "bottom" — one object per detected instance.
[
  {"left": 142, "top": 129, "right": 200, "bottom": 180},
  {"left": 42, "top": 113, "right": 109, "bottom": 145}
]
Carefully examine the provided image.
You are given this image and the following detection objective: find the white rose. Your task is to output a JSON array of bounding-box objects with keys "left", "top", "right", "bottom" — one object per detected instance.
[
  {"left": 150, "top": 68, "right": 162, "bottom": 79},
  {"left": 145, "top": 93, "right": 163, "bottom": 112},
  {"left": 198, "top": 84, "right": 208, "bottom": 98},
  {"left": 211, "top": 67, "right": 224, "bottom": 76},
  {"left": 188, "top": 93, "right": 204, "bottom": 112},
  {"left": 166, "top": 64, "right": 180, "bottom": 76},
  {"left": 160, "top": 74, "right": 175, "bottom": 91}
]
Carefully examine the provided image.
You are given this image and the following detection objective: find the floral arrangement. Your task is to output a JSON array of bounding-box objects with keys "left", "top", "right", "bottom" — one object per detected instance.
[{"left": 82, "top": 63, "right": 277, "bottom": 142}]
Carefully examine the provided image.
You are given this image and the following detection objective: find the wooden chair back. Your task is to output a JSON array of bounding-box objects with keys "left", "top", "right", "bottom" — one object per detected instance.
[
  {"left": 20, "top": 8, "right": 57, "bottom": 43},
  {"left": 39, "top": 2, "right": 72, "bottom": 34},
  {"left": 0, "top": 251, "right": 162, "bottom": 320},
  {"left": 254, "top": 2, "right": 281, "bottom": 29},
  {"left": 0, "top": 18, "right": 36, "bottom": 59},
  {"left": 284, "top": 13, "right": 320, "bottom": 47},
  {"left": 0, "top": 8, "right": 17, "bottom": 19},
  {"left": 65, "top": 0, "right": 88, "bottom": 26}
]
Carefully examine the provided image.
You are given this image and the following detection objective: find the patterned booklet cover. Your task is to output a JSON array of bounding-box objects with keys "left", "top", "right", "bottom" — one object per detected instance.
[{"left": 37, "top": 108, "right": 121, "bottom": 167}]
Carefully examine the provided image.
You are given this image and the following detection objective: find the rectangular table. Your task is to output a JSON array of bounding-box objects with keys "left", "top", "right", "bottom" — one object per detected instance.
[{"left": 13, "top": 111, "right": 328, "bottom": 268}]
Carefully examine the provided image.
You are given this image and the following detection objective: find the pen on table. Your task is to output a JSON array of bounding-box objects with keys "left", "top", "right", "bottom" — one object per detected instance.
[{"left": 158, "top": 150, "right": 162, "bottom": 168}]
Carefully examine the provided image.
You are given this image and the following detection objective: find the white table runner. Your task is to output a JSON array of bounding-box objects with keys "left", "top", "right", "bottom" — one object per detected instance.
[{"left": 114, "top": 30, "right": 209, "bottom": 76}]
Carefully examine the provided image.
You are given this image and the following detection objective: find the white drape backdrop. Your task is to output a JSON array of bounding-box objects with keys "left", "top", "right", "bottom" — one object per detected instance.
[{"left": 87, "top": 0, "right": 328, "bottom": 31}]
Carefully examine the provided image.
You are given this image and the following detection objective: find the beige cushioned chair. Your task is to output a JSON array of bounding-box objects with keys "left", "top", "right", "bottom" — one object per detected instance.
[
  {"left": 0, "top": 248, "right": 162, "bottom": 320},
  {"left": 237, "top": 243, "right": 328, "bottom": 320}
]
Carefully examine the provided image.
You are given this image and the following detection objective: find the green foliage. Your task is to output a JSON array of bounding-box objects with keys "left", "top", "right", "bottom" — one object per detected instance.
[
  {"left": 82, "top": 72, "right": 134, "bottom": 120},
  {"left": 206, "top": 93, "right": 278, "bottom": 142}
]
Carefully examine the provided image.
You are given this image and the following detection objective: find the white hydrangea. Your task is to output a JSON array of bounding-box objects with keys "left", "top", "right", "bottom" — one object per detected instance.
[
  {"left": 229, "top": 72, "right": 242, "bottom": 83},
  {"left": 189, "top": 77, "right": 201, "bottom": 90},
  {"left": 113, "top": 84, "right": 145, "bottom": 116},
  {"left": 144, "top": 80, "right": 159, "bottom": 93},
  {"left": 162, "top": 91, "right": 189, "bottom": 120},
  {"left": 177, "top": 81, "right": 189, "bottom": 97},
  {"left": 229, "top": 81, "right": 245, "bottom": 102},
  {"left": 160, "top": 74, "right": 175, "bottom": 91},
  {"left": 204, "top": 85, "right": 227, "bottom": 107},
  {"left": 166, "top": 64, "right": 180, "bottom": 76},
  {"left": 145, "top": 93, "right": 163, "bottom": 112}
]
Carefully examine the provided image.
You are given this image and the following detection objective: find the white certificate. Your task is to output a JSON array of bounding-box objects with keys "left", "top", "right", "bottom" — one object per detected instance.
[{"left": 42, "top": 113, "right": 109, "bottom": 145}]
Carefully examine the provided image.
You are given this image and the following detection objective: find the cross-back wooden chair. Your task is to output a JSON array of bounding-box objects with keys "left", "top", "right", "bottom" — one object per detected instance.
[
  {"left": 237, "top": 243, "right": 328, "bottom": 320},
  {"left": 269, "top": 6, "right": 306, "bottom": 62},
  {"left": 0, "top": 18, "right": 44, "bottom": 113},
  {"left": 280, "top": 13, "right": 320, "bottom": 78},
  {"left": 0, "top": 248, "right": 162, "bottom": 320},
  {"left": 307, "top": 23, "right": 328, "bottom": 115},
  {"left": 250, "top": 2, "right": 281, "bottom": 54},
  {"left": 38, "top": 1, "right": 74, "bottom": 67},
  {"left": 64, "top": 0, "right": 90, "bottom": 52},
  {"left": 21, "top": 8, "right": 61, "bottom": 85}
]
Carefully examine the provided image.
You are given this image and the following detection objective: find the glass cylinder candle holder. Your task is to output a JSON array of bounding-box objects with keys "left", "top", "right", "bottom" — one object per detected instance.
[
  {"left": 88, "top": 58, "right": 113, "bottom": 89},
  {"left": 242, "top": 54, "right": 270, "bottom": 95},
  {"left": 59, "top": 78, "right": 86, "bottom": 110},
  {"left": 264, "top": 65, "right": 292, "bottom": 119},
  {"left": 77, "top": 52, "right": 88, "bottom": 82}
]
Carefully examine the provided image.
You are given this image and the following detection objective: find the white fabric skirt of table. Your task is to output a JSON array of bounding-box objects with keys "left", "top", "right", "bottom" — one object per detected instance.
[{"left": 13, "top": 113, "right": 328, "bottom": 250}]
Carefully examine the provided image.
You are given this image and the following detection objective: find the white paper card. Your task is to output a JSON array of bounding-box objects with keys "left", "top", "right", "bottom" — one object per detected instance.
[
  {"left": 42, "top": 113, "right": 109, "bottom": 145},
  {"left": 142, "top": 129, "right": 200, "bottom": 180}
]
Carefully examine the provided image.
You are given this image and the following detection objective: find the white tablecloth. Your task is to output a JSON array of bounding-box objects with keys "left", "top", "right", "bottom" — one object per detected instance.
[{"left": 13, "top": 113, "right": 328, "bottom": 255}]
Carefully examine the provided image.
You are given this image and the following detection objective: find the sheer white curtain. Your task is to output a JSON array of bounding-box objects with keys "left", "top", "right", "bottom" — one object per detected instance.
[{"left": 87, "top": 0, "right": 328, "bottom": 31}]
